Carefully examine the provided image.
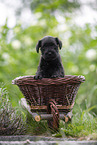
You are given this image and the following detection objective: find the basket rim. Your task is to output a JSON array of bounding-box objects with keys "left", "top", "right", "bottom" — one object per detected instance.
[{"left": 12, "top": 75, "right": 85, "bottom": 86}]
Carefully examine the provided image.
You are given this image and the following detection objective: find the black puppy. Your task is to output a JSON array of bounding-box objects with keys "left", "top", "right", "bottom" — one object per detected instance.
[{"left": 34, "top": 36, "right": 65, "bottom": 79}]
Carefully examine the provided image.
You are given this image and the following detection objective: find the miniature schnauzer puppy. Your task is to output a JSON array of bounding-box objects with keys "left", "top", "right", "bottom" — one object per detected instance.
[{"left": 34, "top": 36, "right": 65, "bottom": 79}]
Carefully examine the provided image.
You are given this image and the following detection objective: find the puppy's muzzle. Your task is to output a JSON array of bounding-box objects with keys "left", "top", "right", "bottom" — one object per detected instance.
[{"left": 44, "top": 51, "right": 56, "bottom": 60}]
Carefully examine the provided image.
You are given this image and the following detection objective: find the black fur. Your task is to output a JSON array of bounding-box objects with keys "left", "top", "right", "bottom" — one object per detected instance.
[{"left": 34, "top": 36, "right": 65, "bottom": 79}]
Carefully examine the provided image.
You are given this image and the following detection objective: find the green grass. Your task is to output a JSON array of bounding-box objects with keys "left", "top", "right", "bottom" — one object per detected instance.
[
  {"left": 59, "top": 103, "right": 97, "bottom": 140},
  {"left": 25, "top": 102, "right": 97, "bottom": 140},
  {"left": 25, "top": 113, "right": 49, "bottom": 135}
]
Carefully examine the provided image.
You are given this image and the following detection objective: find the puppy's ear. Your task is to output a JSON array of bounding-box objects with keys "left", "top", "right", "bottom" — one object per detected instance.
[
  {"left": 55, "top": 37, "right": 62, "bottom": 49},
  {"left": 36, "top": 40, "right": 41, "bottom": 53}
]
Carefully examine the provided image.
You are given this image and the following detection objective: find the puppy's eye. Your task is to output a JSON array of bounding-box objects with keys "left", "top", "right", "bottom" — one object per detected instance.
[
  {"left": 41, "top": 47, "right": 44, "bottom": 50},
  {"left": 54, "top": 47, "right": 58, "bottom": 50}
]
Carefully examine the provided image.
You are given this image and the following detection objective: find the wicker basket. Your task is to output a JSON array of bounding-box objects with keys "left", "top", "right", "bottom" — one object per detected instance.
[{"left": 12, "top": 75, "right": 85, "bottom": 114}]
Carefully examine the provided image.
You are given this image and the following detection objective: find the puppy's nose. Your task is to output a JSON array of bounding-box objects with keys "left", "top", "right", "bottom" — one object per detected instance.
[{"left": 48, "top": 52, "right": 52, "bottom": 55}]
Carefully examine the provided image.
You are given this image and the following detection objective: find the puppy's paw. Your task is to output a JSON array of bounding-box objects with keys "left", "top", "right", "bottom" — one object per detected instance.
[
  {"left": 51, "top": 75, "right": 58, "bottom": 78},
  {"left": 34, "top": 75, "right": 42, "bottom": 80}
]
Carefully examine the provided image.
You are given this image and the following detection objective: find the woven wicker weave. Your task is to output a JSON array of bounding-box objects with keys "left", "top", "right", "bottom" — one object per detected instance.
[{"left": 12, "top": 75, "right": 85, "bottom": 114}]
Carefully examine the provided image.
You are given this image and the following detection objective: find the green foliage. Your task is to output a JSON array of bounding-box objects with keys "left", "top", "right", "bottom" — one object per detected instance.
[
  {"left": 30, "top": 0, "right": 80, "bottom": 14},
  {"left": 0, "top": 18, "right": 97, "bottom": 111}
]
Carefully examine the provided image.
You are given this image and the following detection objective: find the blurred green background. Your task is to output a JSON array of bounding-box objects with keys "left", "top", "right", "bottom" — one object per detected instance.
[{"left": 0, "top": 0, "right": 97, "bottom": 113}]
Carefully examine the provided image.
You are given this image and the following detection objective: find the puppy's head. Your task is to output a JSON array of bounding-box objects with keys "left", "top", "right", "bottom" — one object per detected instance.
[{"left": 36, "top": 36, "right": 62, "bottom": 61}]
